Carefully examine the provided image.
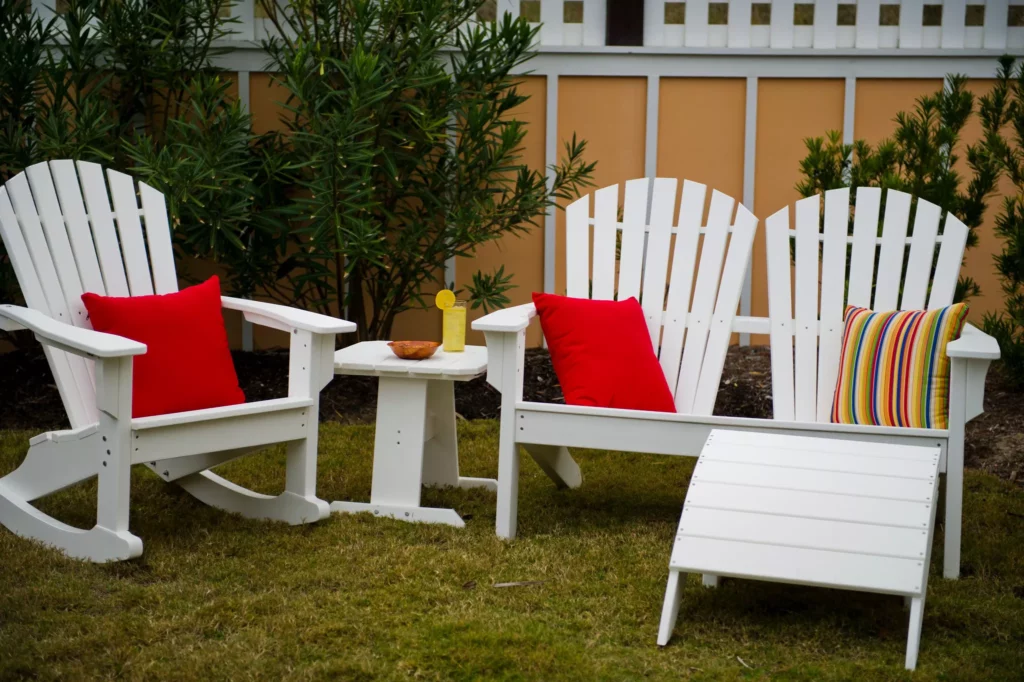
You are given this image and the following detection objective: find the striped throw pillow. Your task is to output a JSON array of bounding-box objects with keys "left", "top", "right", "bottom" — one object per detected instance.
[{"left": 831, "top": 304, "right": 969, "bottom": 429}]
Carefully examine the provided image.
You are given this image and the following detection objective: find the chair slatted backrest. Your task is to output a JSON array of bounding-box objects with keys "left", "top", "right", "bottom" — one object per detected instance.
[
  {"left": 765, "top": 187, "right": 970, "bottom": 424},
  {"left": 564, "top": 178, "right": 758, "bottom": 415},
  {"left": 0, "top": 160, "right": 177, "bottom": 428}
]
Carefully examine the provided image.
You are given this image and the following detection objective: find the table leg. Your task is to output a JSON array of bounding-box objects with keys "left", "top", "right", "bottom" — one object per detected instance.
[
  {"left": 422, "top": 379, "right": 497, "bottom": 493},
  {"left": 330, "top": 377, "right": 479, "bottom": 527}
]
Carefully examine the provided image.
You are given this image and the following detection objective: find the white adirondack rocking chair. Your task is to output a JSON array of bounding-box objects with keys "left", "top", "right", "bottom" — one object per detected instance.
[
  {"left": 473, "top": 178, "right": 760, "bottom": 539},
  {"left": 763, "top": 187, "right": 1000, "bottom": 579},
  {"left": 0, "top": 160, "right": 355, "bottom": 562}
]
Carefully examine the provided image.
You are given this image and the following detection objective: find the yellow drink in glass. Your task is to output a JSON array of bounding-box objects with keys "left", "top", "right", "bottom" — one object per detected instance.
[{"left": 442, "top": 301, "right": 467, "bottom": 352}]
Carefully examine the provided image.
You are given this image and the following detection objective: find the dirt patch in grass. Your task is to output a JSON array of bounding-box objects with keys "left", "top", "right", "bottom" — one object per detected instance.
[{"left": 2, "top": 345, "right": 1021, "bottom": 483}]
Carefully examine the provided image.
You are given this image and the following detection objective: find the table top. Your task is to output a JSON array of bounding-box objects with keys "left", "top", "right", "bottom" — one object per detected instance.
[
  {"left": 670, "top": 429, "right": 941, "bottom": 596},
  {"left": 334, "top": 341, "right": 487, "bottom": 380}
]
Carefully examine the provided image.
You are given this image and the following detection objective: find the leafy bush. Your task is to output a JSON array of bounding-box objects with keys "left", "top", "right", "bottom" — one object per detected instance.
[
  {"left": 259, "top": 0, "right": 594, "bottom": 340},
  {"left": 796, "top": 74, "right": 1000, "bottom": 302}
]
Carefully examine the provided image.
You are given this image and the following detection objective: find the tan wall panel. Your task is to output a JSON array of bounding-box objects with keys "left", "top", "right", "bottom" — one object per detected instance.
[
  {"left": 459, "top": 75, "right": 547, "bottom": 347},
  {"left": 555, "top": 77, "right": 648, "bottom": 299},
  {"left": 250, "top": 73, "right": 291, "bottom": 135},
  {"left": 855, "top": 79, "right": 942, "bottom": 145},
  {"left": 657, "top": 78, "right": 746, "bottom": 201},
  {"left": 753, "top": 79, "right": 846, "bottom": 343}
]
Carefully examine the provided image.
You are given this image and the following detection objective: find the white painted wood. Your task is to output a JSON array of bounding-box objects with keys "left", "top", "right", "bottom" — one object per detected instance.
[
  {"left": 729, "top": 0, "right": 752, "bottom": 47},
  {"left": 76, "top": 161, "right": 130, "bottom": 297},
  {"left": 793, "top": 195, "right": 821, "bottom": 422},
  {"left": 901, "top": 199, "right": 942, "bottom": 309},
  {"left": 617, "top": 178, "right": 650, "bottom": 301},
  {"left": 814, "top": 0, "right": 839, "bottom": 48},
  {"left": 816, "top": 188, "right": 849, "bottom": 421},
  {"left": 659, "top": 181, "right": 706, "bottom": 393},
  {"left": 473, "top": 302, "right": 536, "bottom": 333},
  {"left": 106, "top": 169, "right": 154, "bottom": 296},
  {"left": 138, "top": 182, "right": 178, "bottom": 295},
  {"left": 740, "top": 76, "right": 757, "bottom": 347},
  {"left": 847, "top": 187, "right": 882, "bottom": 308},
  {"left": 334, "top": 342, "right": 487, "bottom": 379},
  {"left": 371, "top": 377, "right": 429, "bottom": 507},
  {"left": 581, "top": 0, "right": 606, "bottom": 47},
  {"left": 640, "top": 178, "right": 678, "bottom": 344},
  {"left": 657, "top": 570, "right": 684, "bottom": 646},
  {"left": 48, "top": 160, "right": 105, "bottom": 298},
  {"left": 521, "top": 444, "right": 583, "bottom": 489},
  {"left": 540, "top": 0, "right": 563, "bottom": 46},
  {"left": 770, "top": 0, "right": 794, "bottom": 48},
  {"left": 644, "top": 0, "right": 667, "bottom": 46},
  {"left": 944, "top": 357, "right": 968, "bottom": 579},
  {"left": 856, "top": 0, "right": 881, "bottom": 48},
  {"left": 928, "top": 213, "right": 969, "bottom": 308},
  {"left": 985, "top": 0, "right": 1010, "bottom": 48},
  {"left": 675, "top": 190, "right": 734, "bottom": 413},
  {"left": 906, "top": 596, "right": 925, "bottom": 670},
  {"left": 223, "top": 296, "right": 356, "bottom": 334},
  {"left": 700, "top": 442, "right": 940, "bottom": 478},
  {"left": 941, "top": 0, "right": 967, "bottom": 49},
  {"left": 900, "top": 0, "right": 925, "bottom": 47},
  {"left": 565, "top": 194, "right": 590, "bottom": 297},
  {"left": 873, "top": 189, "right": 913, "bottom": 310},
  {"left": 686, "top": 0, "right": 710, "bottom": 47},
  {"left": 591, "top": 184, "right": 619, "bottom": 300},
  {"left": 765, "top": 206, "right": 795, "bottom": 422},
  {"left": 544, "top": 74, "right": 558, "bottom": 295},
  {"left": 0, "top": 304, "right": 146, "bottom": 358},
  {"left": 947, "top": 322, "right": 1001, "bottom": 360},
  {"left": 496, "top": 329, "right": 526, "bottom": 539}
]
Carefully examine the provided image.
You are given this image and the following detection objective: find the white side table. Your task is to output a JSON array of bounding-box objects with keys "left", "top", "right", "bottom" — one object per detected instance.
[
  {"left": 658, "top": 429, "right": 941, "bottom": 670},
  {"left": 329, "top": 341, "right": 496, "bottom": 527}
]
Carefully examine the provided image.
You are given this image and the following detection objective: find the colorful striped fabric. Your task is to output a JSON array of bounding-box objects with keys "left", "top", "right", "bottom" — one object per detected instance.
[{"left": 831, "top": 304, "right": 969, "bottom": 430}]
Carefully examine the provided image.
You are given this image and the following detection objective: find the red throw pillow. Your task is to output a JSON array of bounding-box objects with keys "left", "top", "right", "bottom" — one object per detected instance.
[
  {"left": 533, "top": 293, "right": 676, "bottom": 413},
  {"left": 82, "top": 276, "right": 245, "bottom": 418}
]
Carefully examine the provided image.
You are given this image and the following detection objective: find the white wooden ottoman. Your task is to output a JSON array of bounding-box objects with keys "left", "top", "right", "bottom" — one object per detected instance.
[{"left": 658, "top": 429, "right": 941, "bottom": 670}]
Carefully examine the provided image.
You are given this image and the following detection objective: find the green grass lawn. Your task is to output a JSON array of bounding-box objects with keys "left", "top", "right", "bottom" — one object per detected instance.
[{"left": 1, "top": 421, "right": 1022, "bottom": 681}]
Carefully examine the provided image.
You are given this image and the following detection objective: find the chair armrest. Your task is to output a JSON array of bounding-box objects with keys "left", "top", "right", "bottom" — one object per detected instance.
[
  {"left": 0, "top": 304, "right": 146, "bottom": 358},
  {"left": 472, "top": 303, "right": 537, "bottom": 333},
  {"left": 222, "top": 297, "right": 356, "bottom": 335},
  {"left": 947, "top": 323, "right": 1000, "bottom": 360}
]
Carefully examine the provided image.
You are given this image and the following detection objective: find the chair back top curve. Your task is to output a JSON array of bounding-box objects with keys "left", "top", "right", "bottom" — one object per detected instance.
[
  {"left": 0, "top": 160, "right": 178, "bottom": 428},
  {"left": 564, "top": 177, "right": 759, "bottom": 416},
  {"left": 764, "top": 186, "right": 970, "bottom": 424}
]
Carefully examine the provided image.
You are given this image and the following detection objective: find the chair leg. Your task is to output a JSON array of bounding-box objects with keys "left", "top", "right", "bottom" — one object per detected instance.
[
  {"left": 522, "top": 444, "right": 582, "bottom": 490},
  {"left": 658, "top": 570, "right": 685, "bottom": 646},
  {"left": 905, "top": 596, "right": 925, "bottom": 670},
  {"left": 176, "top": 470, "right": 329, "bottom": 525},
  {"left": 944, "top": 359, "right": 967, "bottom": 580},
  {"left": 495, "top": 430, "right": 520, "bottom": 540}
]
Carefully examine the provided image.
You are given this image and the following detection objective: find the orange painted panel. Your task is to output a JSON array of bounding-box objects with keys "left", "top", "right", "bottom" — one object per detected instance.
[
  {"left": 753, "top": 79, "right": 846, "bottom": 343},
  {"left": 854, "top": 79, "right": 943, "bottom": 145},
  {"left": 657, "top": 78, "right": 746, "bottom": 202},
  {"left": 555, "top": 77, "right": 648, "bottom": 298},
  {"left": 249, "top": 73, "right": 291, "bottom": 135},
  {"left": 459, "top": 75, "right": 547, "bottom": 347}
]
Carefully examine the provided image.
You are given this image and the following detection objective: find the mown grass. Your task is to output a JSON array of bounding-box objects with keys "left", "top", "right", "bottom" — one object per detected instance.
[{"left": 0, "top": 421, "right": 1022, "bottom": 681}]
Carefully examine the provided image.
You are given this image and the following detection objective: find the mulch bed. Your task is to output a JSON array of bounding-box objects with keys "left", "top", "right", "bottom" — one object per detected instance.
[{"left": 1, "top": 345, "right": 1020, "bottom": 484}]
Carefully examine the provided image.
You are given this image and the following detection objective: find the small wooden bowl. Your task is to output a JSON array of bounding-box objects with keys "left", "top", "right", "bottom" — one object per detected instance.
[{"left": 388, "top": 340, "right": 440, "bottom": 360}]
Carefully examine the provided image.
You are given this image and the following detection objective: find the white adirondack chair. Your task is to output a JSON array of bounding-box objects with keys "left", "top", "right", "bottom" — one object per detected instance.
[
  {"left": 473, "top": 178, "right": 760, "bottom": 540},
  {"left": 763, "top": 187, "right": 1000, "bottom": 579},
  {"left": 0, "top": 160, "right": 355, "bottom": 562}
]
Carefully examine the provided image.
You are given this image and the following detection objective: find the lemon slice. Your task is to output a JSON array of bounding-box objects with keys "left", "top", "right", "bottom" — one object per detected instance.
[{"left": 435, "top": 289, "right": 456, "bottom": 310}]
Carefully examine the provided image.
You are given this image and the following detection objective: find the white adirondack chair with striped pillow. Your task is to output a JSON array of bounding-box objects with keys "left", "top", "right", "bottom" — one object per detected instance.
[
  {"left": 473, "top": 178, "right": 760, "bottom": 539},
  {"left": 763, "top": 187, "right": 1000, "bottom": 579},
  {"left": 0, "top": 160, "right": 355, "bottom": 562}
]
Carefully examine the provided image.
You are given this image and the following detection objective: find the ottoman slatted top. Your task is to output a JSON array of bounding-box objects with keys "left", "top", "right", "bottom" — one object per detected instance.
[{"left": 658, "top": 429, "right": 941, "bottom": 670}]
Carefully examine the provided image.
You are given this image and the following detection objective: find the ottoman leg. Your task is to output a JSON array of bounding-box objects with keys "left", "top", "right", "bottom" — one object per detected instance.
[
  {"left": 702, "top": 574, "right": 719, "bottom": 588},
  {"left": 658, "top": 570, "right": 685, "bottom": 646},
  {"left": 905, "top": 596, "right": 925, "bottom": 670}
]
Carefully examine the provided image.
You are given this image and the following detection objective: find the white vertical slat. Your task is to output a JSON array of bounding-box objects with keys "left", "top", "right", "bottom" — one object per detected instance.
[
  {"left": 675, "top": 190, "right": 735, "bottom": 414},
  {"left": 843, "top": 76, "right": 856, "bottom": 145},
  {"left": 900, "top": 199, "right": 942, "bottom": 310},
  {"left": 816, "top": 188, "right": 850, "bottom": 423},
  {"left": 49, "top": 160, "right": 105, "bottom": 297},
  {"left": 4, "top": 175, "right": 95, "bottom": 427},
  {"left": 941, "top": 0, "right": 967, "bottom": 48},
  {"left": 793, "top": 195, "right": 821, "bottom": 423},
  {"left": 765, "top": 207, "right": 796, "bottom": 422},
  {"left": 985, "top": 0, "right": 1010, "bottom": 48},
  {"left": 873, "top": 189, "right": 913, "bottom": 310},
  {"left": 740, "top": 76, "right": 758, "bottom": 347},
  {"left": 770, "top": 0, "right": 795, "bottom": 47},
  {"left": 77, "top": 162, "right": 130, "bottom": 297},
  {"left": 856, "top": 0, "right": 881, "bottom": 48},
  {"left": 139, "top": 183, "right": 178, "bottom": 295},
  {"left": 496, "top": 0, "right": 517, "bottom": 17},
  {"left": 0, "top": 187, "right": 91, "bottom": 429},
  {"left": 846, "top": 187, "right": 882, "bottom": 308},
  {"left": 544, "top": 74, "right": 558, "bottom": 295},
  {"left": 106, "top": 169, "right": 155, "bottom": 297},
  {"left": 617, "top": 178, "right": 650, "bottom": 301},
  {"left": 899, "top": 0, "right": 925, "bottom": 47},
  {"left": 646, "top": 76, "right": 660, "bottom": 180},
  {"left": 540, "top": 0, "right": 564, "bottom": 45},
  {"left": 686, "top": 0, "right": 710, "bottom": 47},
  {"left": 232, "top": 0, "right": 255, "bottom": 41},
  {"left": 927, "top": 214, "right": 969, "bottom": 309},
  {"left": 641, "top": 178, "right": 678, "bottom": 345},
  {"left": 565, "top": 194, "right": 590, "bottom": 298},
  {"left": 659, "top": 181, "right": 707, "bottom": 393},
  {"left": 25, "top": 163, "right": 88, "bottom": 327},
  {"left": 814, "top": 0, "right": 839, "bottom": 47},
  {"left": 582, "top": 0, "right": 607, "bottom": 46},
  {"left": 645, "top": 0, "right": 667, "bottom": 45},
  {"left": 729, "top": 0, "right": 753, "bottom": 47},
  {"left": 591, "top": 184, "right": 619, "bottom": 300},
  {"left": 691, "top": 206, "right": 759, "bottom": 415}
]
